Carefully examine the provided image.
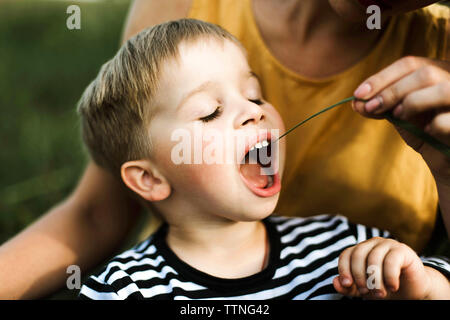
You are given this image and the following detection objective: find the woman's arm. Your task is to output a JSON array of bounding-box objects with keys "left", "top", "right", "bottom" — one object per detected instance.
[
  {"left": 435, "top": 176, "right": 450, "bottom": 237},
  {"left": 0, "top": 0, "right": 192, "bottom": 299},
  {"left": 440, "top": 18, "right": 450, "bottom": 237},
  {"left": 121, "top": 0, "right": 192, "bottom": 43},
  {"left": 0, "top": 162, "right": 141, "bottom": 299},
  {"left": 353, "top": 55, "right": 450, "bottom": 237}
]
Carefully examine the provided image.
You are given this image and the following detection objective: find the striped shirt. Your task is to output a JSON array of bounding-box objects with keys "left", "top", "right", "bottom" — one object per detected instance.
[{"left": 79, "top": 214, "right": 450, "bottom": 300}]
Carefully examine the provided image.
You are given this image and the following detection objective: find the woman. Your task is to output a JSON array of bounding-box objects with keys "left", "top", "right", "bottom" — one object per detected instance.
[{"left": 0, "top": 0, "right": 448, "bottom": 299}]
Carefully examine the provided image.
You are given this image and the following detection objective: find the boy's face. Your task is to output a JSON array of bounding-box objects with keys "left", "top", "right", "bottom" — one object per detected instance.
[{"left": 147, "top": 38, "right": 286, "bottom": 222}]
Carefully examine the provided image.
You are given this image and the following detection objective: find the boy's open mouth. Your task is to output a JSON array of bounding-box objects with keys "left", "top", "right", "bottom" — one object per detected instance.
[{"left": 238, "top": 133, "right": 281, "bottom": 197}]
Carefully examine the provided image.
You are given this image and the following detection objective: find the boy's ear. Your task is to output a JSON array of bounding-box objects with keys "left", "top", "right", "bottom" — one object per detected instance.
[{"left": 121, "top": 160, "right": 171, "bottom": 202}]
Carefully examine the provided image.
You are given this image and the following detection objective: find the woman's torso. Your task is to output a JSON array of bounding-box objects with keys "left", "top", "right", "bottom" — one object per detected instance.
[{"left": 188, "top": 0, "right": 449, "bottom": 251}]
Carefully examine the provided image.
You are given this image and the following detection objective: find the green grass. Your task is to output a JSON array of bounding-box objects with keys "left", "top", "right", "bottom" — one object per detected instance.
[{"left": 0, "top": 0, "right": 131, "bottom": 244}]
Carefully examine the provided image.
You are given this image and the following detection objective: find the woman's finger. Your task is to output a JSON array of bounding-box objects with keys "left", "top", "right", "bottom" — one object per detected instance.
[
  {"left": 365, "top": 66, "right": 448, "bottom": 115},
  {"left": 425, "top": 112, "right": 450, "bottom": 146},
  {"left": 395, "top": 82, "right": 450, "bottom": 120},
  {"left": 354, "top": 56, "right": 426, "bottom": 100}
]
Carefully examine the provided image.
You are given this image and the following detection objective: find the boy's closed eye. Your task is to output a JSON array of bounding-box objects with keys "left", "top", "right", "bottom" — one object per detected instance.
[
  {"left": 200, "top": 106, "right": 223, "bottom": 122},
  {"left": 199, "top": 99, "right": 265, "bottom": 123},
  {"left": 249, "top": 98, "right": 264, "bottom": 106}
]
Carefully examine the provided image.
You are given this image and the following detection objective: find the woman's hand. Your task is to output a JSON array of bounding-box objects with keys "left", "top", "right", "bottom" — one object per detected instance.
[
  {"left": 333, "top": 237, "right": 450, "bottom": 300},
  {"left": 352, "top": 56, "right": 450, "bottom": 183}
]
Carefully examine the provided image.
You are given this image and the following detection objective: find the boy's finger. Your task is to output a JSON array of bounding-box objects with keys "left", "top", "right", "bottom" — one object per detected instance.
[
  {"left": 366, "top": 242, "right": 393, "bottom": 298},
  {"left": 349, "top": 238, "right": 383, "bottom": 294},
  {"left": 333, "top": 276, "right": 360, "bottom": 297},
  {"left": 354, "top": 56, "right": 426, "bottom": 100},
  {"left": 338, "top": 247, "right": 355, "bottom": 287},
  {"left": 365, "top": 66, "right": 447, "bottom": 115},
  {"left": 382, "top": 249, "right": 404, "bottom": 292}
]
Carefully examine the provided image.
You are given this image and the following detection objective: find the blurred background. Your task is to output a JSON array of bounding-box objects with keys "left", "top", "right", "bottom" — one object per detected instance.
[
  {"left": 0, "top": 0, "right": 131, "bottom": 245},
  {"left": 0, "top": 0, "right": 133, "bottom": 299},
  {"left": 0, "top": 0, "right": 449, "bottom": 299}
]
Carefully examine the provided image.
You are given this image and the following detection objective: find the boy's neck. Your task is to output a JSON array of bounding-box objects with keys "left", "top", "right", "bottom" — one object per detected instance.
[{"left": 165, "top": 218, "right": 269, "bottom": 279}]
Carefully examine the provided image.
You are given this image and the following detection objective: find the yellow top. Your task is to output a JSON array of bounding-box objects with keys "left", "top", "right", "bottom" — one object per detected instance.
[{"left": 188, "top": 0, "right": 449, "bottom": 251}]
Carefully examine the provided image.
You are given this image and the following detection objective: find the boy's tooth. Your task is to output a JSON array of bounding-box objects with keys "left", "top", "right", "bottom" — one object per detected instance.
[{"left": 249, "top": 139, "right": 269, "bottom": 151}]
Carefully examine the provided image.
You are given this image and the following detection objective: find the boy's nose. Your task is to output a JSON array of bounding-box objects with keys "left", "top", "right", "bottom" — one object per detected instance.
[{"left": 234, "top": 101, "right": 265, "bottom": 128}]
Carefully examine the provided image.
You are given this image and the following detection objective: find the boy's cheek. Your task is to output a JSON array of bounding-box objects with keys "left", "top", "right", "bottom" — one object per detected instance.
[
  {"left": 268, "top": 105, "right": 286, "bottom": 170},
  {"left": 176, "top": 163, "right": 234, "bottom": 188},
  {"left": 153, "top": 130, "right": 231, "bottom": 184},
  {"left": 267, "top": 104, "right": 285, "bottom": 131}
]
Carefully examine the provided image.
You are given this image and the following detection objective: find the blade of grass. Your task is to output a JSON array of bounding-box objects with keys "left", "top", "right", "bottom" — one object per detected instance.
[
  {"left": 384, "top": 111, "right": 450, "bottom": 158},
  {"left": 276, "top": 96, "right": 355, "bottom": 141},
  {"left": 276, "top": 96, "right": 450, "bottom": 158}
]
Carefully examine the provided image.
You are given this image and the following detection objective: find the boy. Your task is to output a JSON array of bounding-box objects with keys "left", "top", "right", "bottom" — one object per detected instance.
[{"left": 78, "top": 19, "right": 450, "bottom": 300}]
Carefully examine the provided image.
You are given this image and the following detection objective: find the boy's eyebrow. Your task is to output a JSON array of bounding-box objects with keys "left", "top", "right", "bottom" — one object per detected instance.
[
  {"left": 177, "top": 71, "right": 260, "bottom": 112},
  {"left": 177, "top": 80, "right": 215, "bottom": 112}
]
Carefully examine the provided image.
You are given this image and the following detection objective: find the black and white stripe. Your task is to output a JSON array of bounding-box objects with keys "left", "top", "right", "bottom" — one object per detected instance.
[{"left": 79, "top": 214, "right": 450, "bottom": 300}]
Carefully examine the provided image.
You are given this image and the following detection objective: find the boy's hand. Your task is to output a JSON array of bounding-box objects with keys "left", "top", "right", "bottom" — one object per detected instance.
[
  {"left": 333, "top": 237, "right": 449, "bottom": 299},
  {"left": 352, "top": 56, "right": 450, "bottom": 184}
]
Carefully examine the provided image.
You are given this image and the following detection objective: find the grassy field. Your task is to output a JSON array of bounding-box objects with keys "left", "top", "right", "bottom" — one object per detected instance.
[{"left": 0, "top": 0, "right": 131, "bottom": 244}]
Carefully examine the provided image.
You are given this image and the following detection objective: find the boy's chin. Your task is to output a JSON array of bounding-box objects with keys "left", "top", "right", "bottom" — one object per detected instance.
[{"left": 235, "top": 199, "right": 278, "bottom": 222}]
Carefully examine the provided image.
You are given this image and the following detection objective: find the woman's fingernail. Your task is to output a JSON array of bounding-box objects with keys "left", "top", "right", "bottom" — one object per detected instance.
[
  {"left": 365, "top": 97, "right": 382, "bottom": 113},
  {"left": 354, "top": 83, "right": 372, "bottom": 98},
  {"left": 393, "top": 104, "right": 403, "bottom": 118}
]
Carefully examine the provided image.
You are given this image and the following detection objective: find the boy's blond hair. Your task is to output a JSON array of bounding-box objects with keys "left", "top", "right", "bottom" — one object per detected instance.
[{"left": 77, "top": 19, "right": 240, "bottom": 176}]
